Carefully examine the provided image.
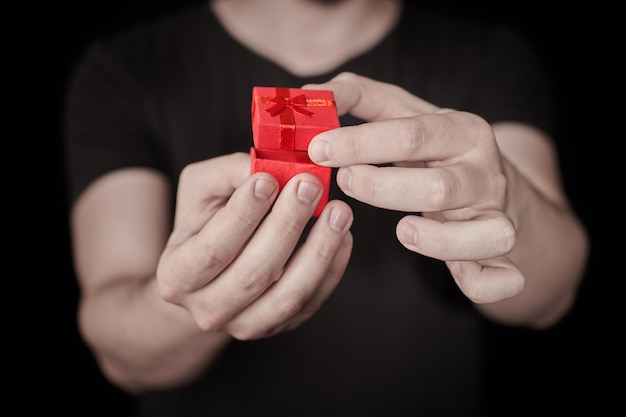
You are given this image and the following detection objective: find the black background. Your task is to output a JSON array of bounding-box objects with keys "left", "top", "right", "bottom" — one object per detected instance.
[{"left": 26, "top": 0, "right": 617, "bottom": 415}]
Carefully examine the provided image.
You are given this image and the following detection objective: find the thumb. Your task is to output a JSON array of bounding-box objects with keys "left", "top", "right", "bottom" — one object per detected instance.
[{"left": 302, "top": 72, "right": 439, "bottom": 122}]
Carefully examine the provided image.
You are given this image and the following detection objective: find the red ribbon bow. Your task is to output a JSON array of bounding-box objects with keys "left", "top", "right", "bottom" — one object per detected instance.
[
  {"left": 265, "top": 94, "right": 314, "bottom": 117},
  {"left": 262, "top": 88, "right": 314, "bottom": 151}
]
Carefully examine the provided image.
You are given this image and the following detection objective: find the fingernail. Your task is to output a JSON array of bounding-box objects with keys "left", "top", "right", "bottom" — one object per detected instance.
[
  {"left": 336, "top": 167, "right": 352, "bottom": 191},
  {"left": 297, "top": 181, "right": 322, "bottom": 204},
  {"left": 329, "top": 208, "right": 353, "bottom": 232},
  {"left": 254, "top": 179, "right": 276, "bottom": 200},
  {"left": 308, "top": 140, "right": 329, "bottom": 163},
  {"left": 398, "top": 223, "right": 416, "bottom": 246}
]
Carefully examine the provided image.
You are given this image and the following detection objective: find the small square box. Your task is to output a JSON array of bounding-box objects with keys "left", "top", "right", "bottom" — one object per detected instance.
[{"left": 250, "top": 86, "right": 339, "bottom": 217}]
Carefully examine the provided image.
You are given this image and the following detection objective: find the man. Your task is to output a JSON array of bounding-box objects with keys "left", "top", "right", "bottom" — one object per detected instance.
[{"left": 65, "top": 1, "right": 588, "bottom": 415}]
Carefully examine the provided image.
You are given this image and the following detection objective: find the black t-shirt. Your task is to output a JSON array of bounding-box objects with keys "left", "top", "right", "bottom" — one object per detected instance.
[{"left": 65, "top": 3, "right": 554, "bottom": 416}]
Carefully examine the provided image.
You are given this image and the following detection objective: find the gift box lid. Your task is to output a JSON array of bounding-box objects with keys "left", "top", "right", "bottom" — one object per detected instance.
[{"left": 251, "top": 86, "right": 339, "bottom": 151}]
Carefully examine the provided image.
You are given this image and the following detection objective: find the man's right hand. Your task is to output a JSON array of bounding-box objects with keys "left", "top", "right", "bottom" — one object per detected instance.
[{"left": 156, "top": 152, "right": 353, "bottom": 340}]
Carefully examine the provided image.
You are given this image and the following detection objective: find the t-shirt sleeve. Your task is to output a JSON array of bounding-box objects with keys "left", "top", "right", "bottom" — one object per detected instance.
[
  {"left": 468, "top": 25, "right": 555, "bottom": 135},
  {"left": 396, "top": 9, "right": 556, "bottom": 138},
  {"left": 64, "top": 34, "right": 163, "bottom": 207}
]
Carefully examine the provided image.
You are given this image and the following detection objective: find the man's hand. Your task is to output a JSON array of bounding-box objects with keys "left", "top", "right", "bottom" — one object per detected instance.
[
  {"left": 157, "top": 152, "right": 353, "bottom": 339},
  {"left": 305, "top": 72, "right": 522, "bottom": 304}
]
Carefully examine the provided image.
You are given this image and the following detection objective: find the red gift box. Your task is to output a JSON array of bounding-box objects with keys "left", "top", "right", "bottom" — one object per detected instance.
[{"left": 250, "top": 86, "right": 339, "bottom": 217}]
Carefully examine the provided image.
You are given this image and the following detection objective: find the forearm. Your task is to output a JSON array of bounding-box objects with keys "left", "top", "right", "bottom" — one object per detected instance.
[
  {"left": 475, "top": 159, "right": 589, "bottom": 328},
  {"left": 78, "top": 274, "right": 232, "bottom": 394}
]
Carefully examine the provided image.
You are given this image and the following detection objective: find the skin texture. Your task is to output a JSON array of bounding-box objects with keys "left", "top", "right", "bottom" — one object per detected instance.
[
  {"left": 303, "top": 73, "right": 587, "bottom": 326},
  {"left": 69, "top": 0, "right": 588, "bottom": 394}
]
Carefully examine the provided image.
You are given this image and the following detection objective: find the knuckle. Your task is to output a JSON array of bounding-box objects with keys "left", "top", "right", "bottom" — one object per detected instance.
[
  {"left": 274, "top": 213, "right": 307, "bottom": 240},
  {"left": 178, "top": 161, "right": 202, "bottom": 185},
  {"left": 427, "top": 169, "right": 457, "bottom": 208},
  {"left": 399, "top": 119, "right": 425, "bottom": 157},
  {"left": 274, "top": 293, "right": 307, "bottom": 321},
  {"left": 313, "top": 239, "right": 339, "bottom": 263},
  {"left": 450, "top": 262, "right": 487, "bottom": 304},
  {"left": 495, "top": 217, "right": 517, "bottom": 254},
  {"left": 336, "top": 71, "right": 359, "bottom": 84},
  {"left": 229, "top": 323, "right": 263, "bottom": 341},
  {"left": 157, "top": 280, "right": 181, "bottom": 304},
  {"left": 156, "top": 263, "right": 184, "bottom": 303},
  {"left": 461, "top": 285, "right": 479, "bottom": 303},
  {"left": 456, "top": 272, "right": 489, "bottom": 304},
  {"left": 357, "top": 172, "right": 380, "bottom": 204},
  {"left": 231, "top": 330, "right": 257, "bottom": 341},
  {"left": 195, "top": 241, "right": 230, "bottom": 272},
  {"left": 490, "top": 170, "right": 508, "bottom": 201},
  {"left": 464, "top": 285, "right": 486, "bottom": 304},
  {"left": 195, "top": 311, "right": 226, "bottom": 333},
  {"left": 238, "top": 266, "right": 276, "bottom": 293},
  {"left": 348, "top": 132, "right": 365, "bottom": 160},
  {"left": 466, "top": 113, "right": 494, "bottom": 146},
  {"left": 230, "top": 209, "right": 261, "bottom": 231}
]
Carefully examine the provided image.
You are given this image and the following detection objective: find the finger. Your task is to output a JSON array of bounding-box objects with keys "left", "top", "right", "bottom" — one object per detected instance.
[
  {"left": 308, "top": 111, "right": 492, "bottom": 167},
  {"left": 277, "top": 232, "right": 353, "bottom": 334},
  {"left": 447, "top": 257, "right": 525, "bottom": 303},
  {"left": 188, "top": 173, "right": 325, "bottom": 331},
  {"left": 302, "top": 71, "right": 439, "bottom": 121},
  {"left": 226, "top": 200, "right": 354, "bottom": 340},
  {"left": 334, "top": 163, "right": 502, "bottom": 212},
  {"left": 172, "top": 152, "right": 252, "bottom": 236},
  {"left": 335, "top": 158, "right": 506, "bottom": 212},
  {"left": 158, "top": 171, "right": 279, "bottom": 300},
  {"left": 396, "top": 214, "right": 516, "bottom": 261}
]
